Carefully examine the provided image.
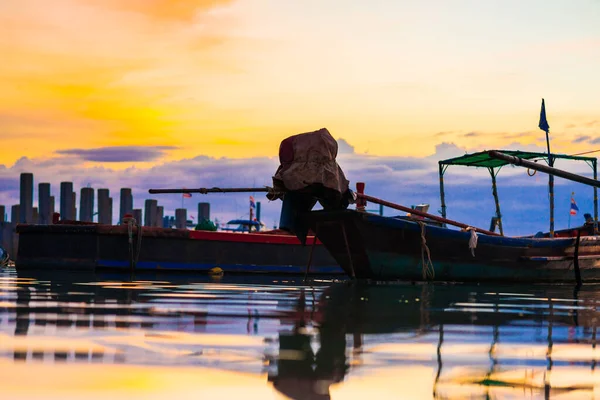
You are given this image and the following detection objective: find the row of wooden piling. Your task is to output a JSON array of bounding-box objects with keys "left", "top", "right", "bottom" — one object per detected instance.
[{"left": 0, "top": 173, "right": 212, "bottom": 260}]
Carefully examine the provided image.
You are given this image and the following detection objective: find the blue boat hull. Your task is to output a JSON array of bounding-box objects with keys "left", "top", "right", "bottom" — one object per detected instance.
[{"left": 306, "top": 210, "right": 600, "bottom": 282}]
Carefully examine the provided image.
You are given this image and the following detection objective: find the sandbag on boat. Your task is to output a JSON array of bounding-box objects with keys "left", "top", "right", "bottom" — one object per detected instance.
[{"left": 269, "top": 128, "right": 354, "bottom": 244}]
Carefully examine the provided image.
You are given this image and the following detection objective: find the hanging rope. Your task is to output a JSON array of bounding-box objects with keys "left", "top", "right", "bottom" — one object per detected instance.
[
  {"left": 0, "top": 245, "right": 9, "bottom": 268},
  {"left": 465, "top": 227, "right": 478, "bottom": 257},
  {"left": 123, "top": 214, "right": 143, "bottom": 272},
  {"left": 417, "top": 221, "right": 435, "bottom": 280}
]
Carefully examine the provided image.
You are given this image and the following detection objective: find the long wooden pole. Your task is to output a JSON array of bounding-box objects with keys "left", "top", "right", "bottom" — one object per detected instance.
[
  {"left": 487, "top": 151, "right": 600, "bottom": 188},
  {"left": 149, "top": 187, "right": 270, "bottom": 194},
  {"left": 151, "top": 186, "right": 498, "bottom": 235},
  {"left": 357, "top": 193, "right": 500, "bottom": 236}
]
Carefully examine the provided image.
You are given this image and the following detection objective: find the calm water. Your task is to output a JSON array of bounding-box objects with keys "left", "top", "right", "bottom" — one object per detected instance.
[{"left": 1, "top": 268, "right": 600, "bottom": 399}]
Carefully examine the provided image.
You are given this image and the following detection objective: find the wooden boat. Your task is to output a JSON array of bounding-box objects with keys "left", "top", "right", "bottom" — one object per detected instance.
[
  {"left": 304, "top": 149, "right": 600, "bottom": 283},
  {"left": 15, "top": 222, "right": 342, "bottom": 275}
]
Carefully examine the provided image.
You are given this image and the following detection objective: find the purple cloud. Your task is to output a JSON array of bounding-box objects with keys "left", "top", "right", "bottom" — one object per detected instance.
[
  {"left": 336, "top": 138, "right": 355, "bottom": 154},
  {"left": 0, "top": 138, "right": 596, "bottom": 235},
  {"left": 573, "top": 135, "right": 591, "bottom": 144},
  {"left": 463, "top": 131, "right": 481, "bottom": 138},
  {"left": 56, "top": 146, "right": 178, "bottom": 162},
  {"left": 433, "top": 131, "right": 455, "bottom": 137}
]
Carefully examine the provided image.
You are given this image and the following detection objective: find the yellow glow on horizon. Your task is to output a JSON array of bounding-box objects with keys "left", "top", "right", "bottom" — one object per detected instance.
[{"left": 1, "top": 0, "right": 598, "bottom": 167}]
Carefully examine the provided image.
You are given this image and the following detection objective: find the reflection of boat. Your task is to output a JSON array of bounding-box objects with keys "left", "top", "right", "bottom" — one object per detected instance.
[
  {"left": 269, "top": 281, "right": 600, "bottom": 399},
  {"left": 306, "top": 149, "right": 600, "bottom": 282},
  {"left": 15, "top": 223, "right": 342, "bottom": 275},
  {"left": 7, "top": 269, "right": 600, "bottom": 398}
]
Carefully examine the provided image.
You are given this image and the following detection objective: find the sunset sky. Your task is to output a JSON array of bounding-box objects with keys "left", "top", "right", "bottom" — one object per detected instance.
[{"left": 1, "top": 0, "right": 600, "bottom": 232}]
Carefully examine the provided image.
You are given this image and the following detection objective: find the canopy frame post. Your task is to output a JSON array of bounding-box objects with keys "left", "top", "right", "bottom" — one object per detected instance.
[
  {"left": 594, "top": 159, "right": 598, "bottom": 234},
  {"left": 488, "top": 167, "right": 504, "bottom": 236},
  {"left": 438, "top": 163, "right": 448, "bottom": 220}
]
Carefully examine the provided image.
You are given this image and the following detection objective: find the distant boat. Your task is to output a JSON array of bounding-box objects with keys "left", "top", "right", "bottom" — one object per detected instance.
[{"left": 220, "top": 219, "right": 264, "bottom": 232}]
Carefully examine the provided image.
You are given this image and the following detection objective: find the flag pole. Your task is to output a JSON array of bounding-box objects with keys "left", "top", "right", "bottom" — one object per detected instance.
[
  {"left": 569, "top": 192, "right": 573, "bottom": 229},
  {"left": 539, "top": 98, "right": 554, "bottom": 236}
]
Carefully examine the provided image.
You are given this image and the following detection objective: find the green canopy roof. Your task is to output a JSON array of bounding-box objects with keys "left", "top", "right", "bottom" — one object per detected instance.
[{"left": 439, "top": 150, "right": 596, "bottom": 169}]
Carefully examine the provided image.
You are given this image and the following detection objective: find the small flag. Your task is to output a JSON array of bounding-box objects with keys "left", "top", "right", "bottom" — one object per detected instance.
[
  {"left": 539, "top": 98, "right": 550, "bottom": 133},
  {"left": 570, "top": 196, "right": 579, "bottom": 216},
  {"left": 249, "top": 195, "right": 255, "bottom": 209},
  {"left": 182, "top": 188, "right": 192, "bottom": 198}
]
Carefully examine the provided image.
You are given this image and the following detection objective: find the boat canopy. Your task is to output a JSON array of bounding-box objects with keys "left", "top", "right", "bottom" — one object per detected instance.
[
  {"left": 437, "top": 149, "right": 598, "bottom": 236},
  {"left": 439, "top": 150, "right": 596, "bottom": 168}
]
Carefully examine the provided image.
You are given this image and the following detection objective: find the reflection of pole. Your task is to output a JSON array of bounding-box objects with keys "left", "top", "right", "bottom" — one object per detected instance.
[
  {"left": 545, "top": 299, "right": 554, "bottom": 398},
  {"left": 592, "top": 326, "right": 597, "bottom": 371},
  {"left": 303, "top": 225, "right": 319, "bottom": 281},
  {"left": 432, "top": 324, "right": 444, "bottom": 398},
  {"left": 14, "top": 286, "right": 31, "bottom": 361},
  {"left": 484, "top": 296, "right": 500, "bottom": 383}
]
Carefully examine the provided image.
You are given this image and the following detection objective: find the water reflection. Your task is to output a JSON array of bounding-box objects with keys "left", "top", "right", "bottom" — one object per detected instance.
[{"left": 2, "top": 268, "right": 600, "bottom": 399}]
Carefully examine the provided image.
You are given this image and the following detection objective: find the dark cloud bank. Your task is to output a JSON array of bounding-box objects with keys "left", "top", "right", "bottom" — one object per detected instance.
[{"left": 56, "top": 146, "right": 178, "bottom": 162}]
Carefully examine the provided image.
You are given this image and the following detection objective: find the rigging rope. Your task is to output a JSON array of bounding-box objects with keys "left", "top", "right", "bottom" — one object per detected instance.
[
  {"left": 0, "top": 245, "right": 9, "bottom": 268},
  {"left": 417, "top": 221, "right": 435, "bottom": 280},
  {"left": 123, "top": 215, "right": 142, "bottom": 271},
  {"left": 570, "top": 149, "right": 600, "bottom": 156},
  {"left": 525, "top": 148, "right": 600, "bottom": 177}
]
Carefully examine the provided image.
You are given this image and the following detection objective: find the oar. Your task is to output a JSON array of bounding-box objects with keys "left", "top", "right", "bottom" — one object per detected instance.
[
  {"left": 149, "top": 187, "right": 270, "bottom": 194},
  {"left": 357, "top": 193, "right": 500, "bottom": 236}
]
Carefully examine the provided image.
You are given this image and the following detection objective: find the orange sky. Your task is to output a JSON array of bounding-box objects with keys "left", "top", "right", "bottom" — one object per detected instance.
[{"left": 1, "top": 0, "right": 599, "bottom": 167}]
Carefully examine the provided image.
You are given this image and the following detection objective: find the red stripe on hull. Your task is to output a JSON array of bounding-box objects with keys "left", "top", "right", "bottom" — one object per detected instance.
[{"left": 188, "top": 230, "right": 322, "bottom": 245}]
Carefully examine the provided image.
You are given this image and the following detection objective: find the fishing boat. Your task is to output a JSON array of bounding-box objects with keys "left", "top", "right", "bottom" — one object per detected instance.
[
  {"left": 304, "top": 149, "right": 600, "bottom": 283},
  {"left": 15, "top": 221, "right": 342, "bottom": 274},
  {"left": 15, "top": 128, "right": 355, "bottom": 276}
]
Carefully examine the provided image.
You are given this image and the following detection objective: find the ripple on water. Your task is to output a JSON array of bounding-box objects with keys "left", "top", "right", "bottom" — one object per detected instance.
[{"left": 3, "top": 269, "right": 600, "bottom": 398}]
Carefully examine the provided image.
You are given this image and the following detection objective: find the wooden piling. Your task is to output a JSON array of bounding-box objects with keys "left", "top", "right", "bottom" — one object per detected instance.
[
  {"left": 38, "top": 183, "right": 51, "bottom": 224},
  {"left": 144, "top": 199, "right": 157, "bottom": 227},
  {"left": 19, "top": 173, "right": 33, "bottom": 223},
  {"left": 60, "top": 182, "right": 74, "bottom": 221},
  {"left": 80, "top": 187, "right": 94, "bottom": 222},
  {"left": 98, "top": 189, "right": 111, "bottom": 225},
  {"left": 175, "top": 208, "right": 187, "bottom": 229}
]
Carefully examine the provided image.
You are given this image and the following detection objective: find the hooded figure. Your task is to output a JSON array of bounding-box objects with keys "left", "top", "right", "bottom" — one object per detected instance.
[{"left": 269, "top": 128, "right": 353, "bottom": 244}]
